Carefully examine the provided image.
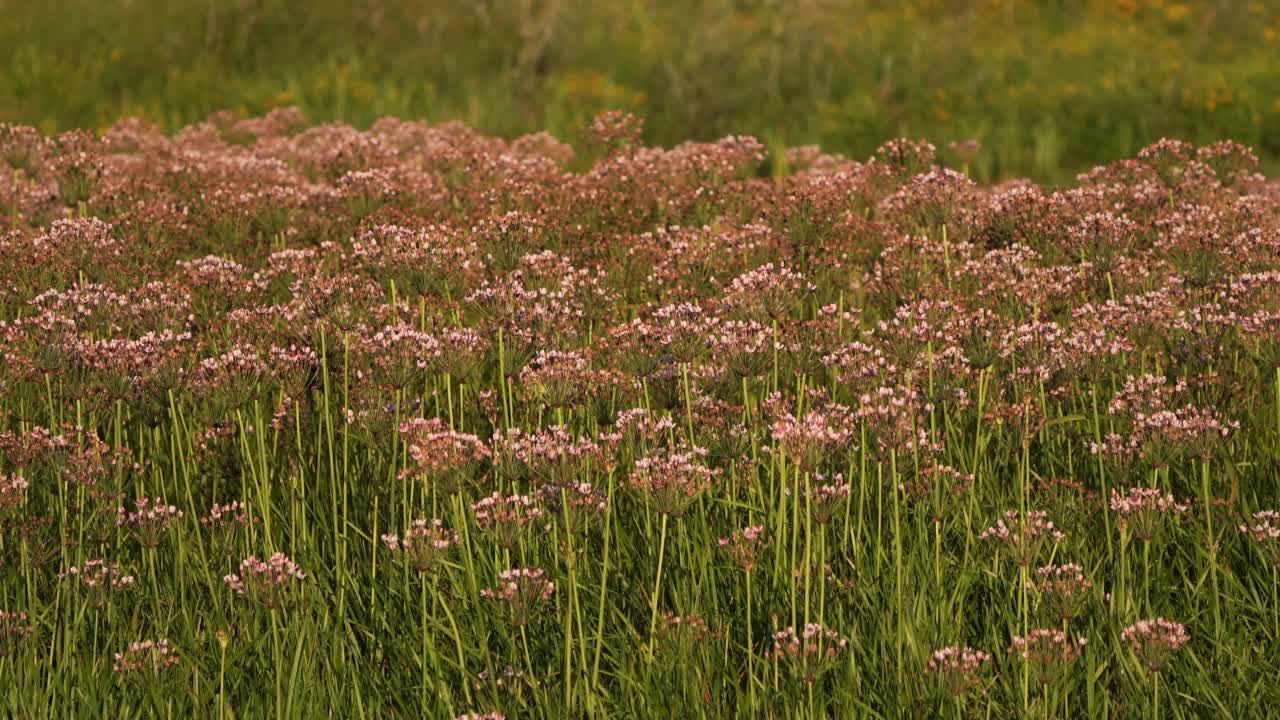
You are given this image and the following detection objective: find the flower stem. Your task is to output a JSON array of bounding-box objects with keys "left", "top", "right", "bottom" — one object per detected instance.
[
  {"left": 1200, "top": 460, "right": 1222, "bottom": 648},
  {"left": 647, "top": 514, "right": 670, "bottom": 661}
]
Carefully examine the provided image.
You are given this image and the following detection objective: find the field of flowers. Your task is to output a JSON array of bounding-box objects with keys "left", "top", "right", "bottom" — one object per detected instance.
[{"left": 2, "top": 110, "right": 1280, "bottom": 718}]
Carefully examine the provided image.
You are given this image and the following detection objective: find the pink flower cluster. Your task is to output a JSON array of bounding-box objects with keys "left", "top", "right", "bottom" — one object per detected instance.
[
  {"left": 627, "top": 447, "right": 716, "bottom": 517},
  {"left": 1109, "top": 487, "right": 1189, "bottom": 542},
  {"left": 224, "top": 553, "right": 306, "bottom": 609},
  {"left": 1009, "top": 629, "right": 1087, "bottom": 685},
  {"left": 381, "top": 519, "right": 458, "bottom": 573},
  {"left": 718, "top": 525, "right": 766, "bottom": 572},
  {"left": 116, "top": 497, "right": 184, "bottom": 548},
  {"left": 398, "top": 418, "right": 490, "bottom": 493},
  {"left": 113, "top": 638, "right": 180, "bottom": 673},
  {"left": 769, "top": 623, "right": 849, "bottom": 683},
  {"left": 1121, "top": 618, "right": 1190, "bottom": 673},
  {"left": 481, "top": 567, "right": 555, "bottom": 627},
  {"left": 926, "top": 645, "right": 992, "bottom": 698},
  {"left": 979, "top": 510, "right": 1065, "bottom": 567},
  {"left": 1240, "top": 510, "right": 1280, "bottom": 565}
]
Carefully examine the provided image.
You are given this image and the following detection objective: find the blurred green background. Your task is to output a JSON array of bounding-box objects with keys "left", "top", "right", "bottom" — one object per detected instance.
[{"left": 4, "top": 0, "right": 1279, "bottom": 181}]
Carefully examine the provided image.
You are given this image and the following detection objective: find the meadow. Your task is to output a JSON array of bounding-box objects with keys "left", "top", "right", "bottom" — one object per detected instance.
[
  {"left": 1, "top": 108, "right": 1280, "bottom": 718},
  {"left": 4, "top": 0, "right": 1280, "bottom": 182}
]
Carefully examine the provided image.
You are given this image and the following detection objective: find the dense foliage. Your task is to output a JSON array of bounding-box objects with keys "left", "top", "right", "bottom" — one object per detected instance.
[{"left": 5, "top": 0, "right": 1280, "bottom": 181}]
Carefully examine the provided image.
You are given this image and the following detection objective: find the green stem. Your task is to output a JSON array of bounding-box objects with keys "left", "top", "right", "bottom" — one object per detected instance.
[
  {"left": 1020, "top": 564, "right": 1029, "bottom": 714},
  {"left": 1200, "top": 460, "right": 1222, "bottom": 648},
  {"left": 1143, "top": 540, "right": 1151, "bottom": 614},
  {"left": 1273, "top": 564, "right": 1278, "bottom": 642},
  {"left": 433, "top": 584, "right": 473, "bottom": 706},
  {"left": 591, "top": 473, "right": 616, "bottom": 697},
  {"left": 746, "top": 569, "right": 755, "bottom": 710},
  {"left": 647, "top": 514, "right": 670, "bottom": 661},
  {"left": 1152, "top": 671, "right": 1160, "bottom": 720},
  {"left": 891, "top": 450, "right": 903, "bottom": 702},
  {"left": 218, "top": 639, "right": 227, "bottom": 720}
]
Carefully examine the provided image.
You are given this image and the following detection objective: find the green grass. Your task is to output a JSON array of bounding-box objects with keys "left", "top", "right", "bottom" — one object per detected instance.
[{"left": 4, "top": 0, "right": 1280, "bottom": 182}]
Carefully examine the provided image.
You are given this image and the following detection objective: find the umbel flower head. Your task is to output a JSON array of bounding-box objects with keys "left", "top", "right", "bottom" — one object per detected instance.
[
  {"left": 767, "top": 398, "right": 855, "bottom": 473},
  {"left": 979, "top": 510, "right": 1064, "bottom": 567},
  {"left": 470, "top": 493, "right": 543, "bottom": 550},
  {"left": 224, "top": 553, "right": 305, "bottom": 609},
  {"left": 656, "top": 612, "right": 717, "bottom": 657},
  {"left": 200, "top": 500, "right": 257, "bottom": 556},
  {"left": 1031, "top": 563, "right": 1094, "bottom": 622},
  {"left": 718, "top": 525, "right": 765, "bottom": 572},
  {"left": 398, "top": 418, "right": 490, "bottom": 494},
  {"left": 116, "top": 496, "right": 184, "bottom": 548},
  {"left": 61, "top": 560, "right": 136, "bottom": 608},
  {"left": 481, "top": 567, "right": 554, "bottom": 627},
  {"left": 1109, "top": 487, "right": 1188, "bottom": 542},
  {"left": 0, "top": 473, "right": 29, "bottom": 512},
  {"left": 1240, "top": 510, "right": 1280, "bottom": 566},
  {"left": 1009, "top": 629, "right": 1086, "bottom": 686},
  {"left": 381, "top": 519, "right": 457, "bottom": 573},
  {"left": 627, "top": 447, "right": 716, "bottom": 517},
  {"left": 805, "top": 473, "right": 851, "bottom": 525},
  {"left": 0, "top": 610, "right": 33, "bottom": 645},
  {"left": 113, "top": 639, "right": 180, "bottom": 674},
  {"left": 539, "top": 480, "right": 608, "bottom": 534},
  {"left": 926, "top": 645, "right": 992, "bottom": 699},
  {"left": 768, "top": 623, "right": 849, "bottom": 683},
  {"left": 1122, "top": 618, "right": 1189, "bottom": 674}
]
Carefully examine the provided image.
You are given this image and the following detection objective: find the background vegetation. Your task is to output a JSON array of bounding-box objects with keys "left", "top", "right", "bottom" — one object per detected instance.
[{"left": 4, "top": 0, "right": 1280, "bottom": 181}]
